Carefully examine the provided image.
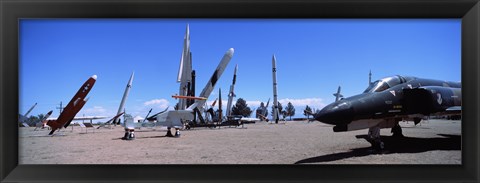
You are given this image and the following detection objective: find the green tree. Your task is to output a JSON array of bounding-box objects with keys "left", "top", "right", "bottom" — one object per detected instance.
[
  {"left": 27, "top": 115, "right": 40, "bottom": 126},
  {"left": 303, "top": 105, "right": 312, "bottom": 119},
  {"left": 271, "top": 102, "right": 283, "bottom": 119},
  {"left": 231, "top": 98, "right": 253, "bottom": 117},
  {"left": 285, "top": 102, "right": 296, "bottom": 120}
]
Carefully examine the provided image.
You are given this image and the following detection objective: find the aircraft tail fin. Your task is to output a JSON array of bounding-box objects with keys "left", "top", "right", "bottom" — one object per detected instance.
[
  {"left": 187, "top": 48, "right": 234, "bottom": 111},
  {"left": 146, "top": 107, "right": 169, "bottom": 121},
  {"left": 47, "top": 119, "right": 62, "bottom": 131},
  {"left": 47, "top": 119, "right": 61, "bottom": 135}
]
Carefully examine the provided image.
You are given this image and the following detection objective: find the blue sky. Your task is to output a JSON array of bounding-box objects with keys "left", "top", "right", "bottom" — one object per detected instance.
[{"left": 19, "top": 19, "right": 461, "bottom": 119}]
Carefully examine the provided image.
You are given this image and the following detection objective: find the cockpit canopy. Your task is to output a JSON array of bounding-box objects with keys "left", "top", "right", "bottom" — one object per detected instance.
[{"left": 363, "top": 75, "right": 415, "bottom": 93}]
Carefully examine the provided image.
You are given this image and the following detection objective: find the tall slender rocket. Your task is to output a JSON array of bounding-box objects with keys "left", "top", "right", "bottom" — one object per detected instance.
[
  {"left": 24, "top": 102, "right": 38, "bottom": 116},
  {"left": 116, "top": 72, "right": 134, "bottom": 124},
  {"left": 218, "top": 88, "right": 223, "bottom": 122},
  {"left": 177, "top": 24, "right": 192, "bottom": 110},
  {"left": 272, "top": 54, "right": 279, "bottom": 123},
  {"left": 226, "top": 64, "right": 238, "bottom": 117}
]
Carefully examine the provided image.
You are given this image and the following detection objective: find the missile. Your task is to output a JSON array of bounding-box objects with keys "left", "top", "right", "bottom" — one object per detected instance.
[
  {"left": 171, "top": 95, "right": 207, "bottom": 100},
  {"left": 48, "top": 75, "right": 97, "bottom": 134},
  {"left": 218, "top": 88, "right": 223, "bottom": 122},
  {"left": 226, "top": 64, "right": 238, "bottom": 117},
  {"left": 263, "top": 98, "right": 271, "bottom": 117},
  {"left": 177, "top": 24, "right": 192, "bottom": 110},
  {"left": 24, "top": 102, "right": 38, "bottom": 117},
  {"left": 211, "top": 98, "right": 218, "bottom": 107},
  {"left": 35, "top": 110, "right": 53, "bottom": 129},
  {"left": 45, "top": 110, "right": 53, "bottom": 118},
  {"left": 272, "top": 54, "right": 279, "bottom": 123},
  {"left": 115, "top": 72, "right": 134, "bottom": 124},
  {"left": 193, "top": 48, "right": 234, "bottom": 110}
]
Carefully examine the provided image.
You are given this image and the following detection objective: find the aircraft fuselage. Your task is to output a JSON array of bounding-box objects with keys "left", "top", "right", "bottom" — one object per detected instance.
[{"left": 314, "top": 76, "right": 461, "bottom": 132}]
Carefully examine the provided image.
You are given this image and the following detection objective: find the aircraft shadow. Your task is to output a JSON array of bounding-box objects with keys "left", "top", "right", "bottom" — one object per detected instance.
[
  {"left": 294, "top": 134, "right": 460, "bottom": 164},
  {"left": 112, "top": 135, "right": 169, "bottom": 140},
  {"left": 136, "top": 135, "right": 169, "bottom": 139}
]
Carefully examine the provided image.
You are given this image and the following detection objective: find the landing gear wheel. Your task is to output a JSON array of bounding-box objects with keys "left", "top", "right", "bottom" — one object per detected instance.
[
  {"left": 368, "top": 125, "right": 384, "bottom": 150},
  {"left": 166, "top": 127, "right": 174, "bottom": 137},
  {"left": 377, "top": 141, "right": 385, "bottom": 150},
  {"left": 414, "top": 118, "right": 421, "bottom": 125},
  {"left": 391, "top": 123, "right": 404, "bottom": 138},
  {"left": 174, "top": 128, "right": 181, "bottom": 137},
  {"left": 123, "top": 129, "right": 135, "bottom": 140}
]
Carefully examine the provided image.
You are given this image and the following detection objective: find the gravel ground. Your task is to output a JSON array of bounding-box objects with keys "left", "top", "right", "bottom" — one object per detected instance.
[{"left": 19, "top": 119, "right": 461, "bottom": 164}]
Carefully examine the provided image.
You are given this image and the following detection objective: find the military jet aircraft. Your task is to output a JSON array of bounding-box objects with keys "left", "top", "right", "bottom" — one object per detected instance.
[{"left": 314, "top": 75, "right": 461, "bottom": 149}]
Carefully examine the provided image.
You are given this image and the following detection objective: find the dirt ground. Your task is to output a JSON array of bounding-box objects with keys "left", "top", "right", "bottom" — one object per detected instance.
[{"left": 19, "top": 119, "right": 461, "bottom": 164}]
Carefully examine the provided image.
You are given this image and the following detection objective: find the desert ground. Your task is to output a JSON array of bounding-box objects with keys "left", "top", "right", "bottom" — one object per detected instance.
[{"left": 19, "top": 119, "right": 461, "bottom": 164}]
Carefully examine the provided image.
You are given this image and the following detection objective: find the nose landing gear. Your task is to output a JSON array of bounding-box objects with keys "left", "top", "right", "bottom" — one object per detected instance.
[
  {"left": 122, "top": 129, "right": 135, "bottom": 140},
  {"left": 367, "top": 125, "right": 384, "bottom": 150}
]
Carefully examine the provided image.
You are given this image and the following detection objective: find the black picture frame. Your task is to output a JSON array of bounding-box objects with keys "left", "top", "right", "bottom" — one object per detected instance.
[{"left": 1, "top": 0, "right": 479, "bottom": 182}]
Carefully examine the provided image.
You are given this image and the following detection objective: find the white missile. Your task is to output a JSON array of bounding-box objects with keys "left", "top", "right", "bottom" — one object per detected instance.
[
  {"left": 176, "top": 24, "right": 192, "bottom": 110},
  {"left": 19, "top": 102, "right": 38, "bottom": 124},
  {"left": 226, "top": 64, "right": 238, "bottom": 117},
  {"left": 193, "top": 48, "right": 234, "bottom": 110},
  {"left": 116, "top": 72, "right": 134, "bottom": 124},
  {"left": 24, "top": 102, "right": 37, "bottom": 116},
  {"left": 272, "top": 54, "right": 279, "bottom": 123}
]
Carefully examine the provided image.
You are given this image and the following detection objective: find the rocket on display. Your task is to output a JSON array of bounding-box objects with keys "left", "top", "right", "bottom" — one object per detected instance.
[
  {"left": 272, "top": 54, "right": 279, "bottom": 124},
  {"left": 226, "top": 64, "right": 238, "bottom": 117},
  {"left": 46, "top": 75, "right": 97, "bottom": 135}
]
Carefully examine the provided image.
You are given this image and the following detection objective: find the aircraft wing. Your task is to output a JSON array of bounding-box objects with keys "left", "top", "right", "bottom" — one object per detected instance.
[
  {"left": 47, "top": 116, "right": 108, "bottom": 121},
  {"left": 440, "top": 106, "right": 462, "bottom": 116},
  {"left": 446, "top": 106, "right": 461, "bottom": 112},
  {"left": 240, "top": 117, "right": 260, "bottom": 122},
  {"left": 104, "top": 112, "right": 125, "bottom": 123}
]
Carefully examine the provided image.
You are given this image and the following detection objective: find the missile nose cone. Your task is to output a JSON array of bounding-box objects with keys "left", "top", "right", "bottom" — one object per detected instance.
[
  {"left": 91, "top": 75, "right": 97, "bottom": 80},
  {"left": 227, "top": 48, "right": 234, "bottom": 56},
  {"left": 315, "top": 101, "right": 354, "bottom": 125}
]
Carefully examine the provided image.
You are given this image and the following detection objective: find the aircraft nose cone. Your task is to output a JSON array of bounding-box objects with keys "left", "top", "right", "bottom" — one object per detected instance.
[{"left": 315, "top": 101, "right": 354, "bottom": 125}]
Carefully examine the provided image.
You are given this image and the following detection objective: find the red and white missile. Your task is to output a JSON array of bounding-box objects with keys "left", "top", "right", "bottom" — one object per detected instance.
[
  {"left": 47, "top": 75, "right": 97, "bottom": 135},
  {"left": 171, "top": 95, "right": 207, "bottom": 100}
]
